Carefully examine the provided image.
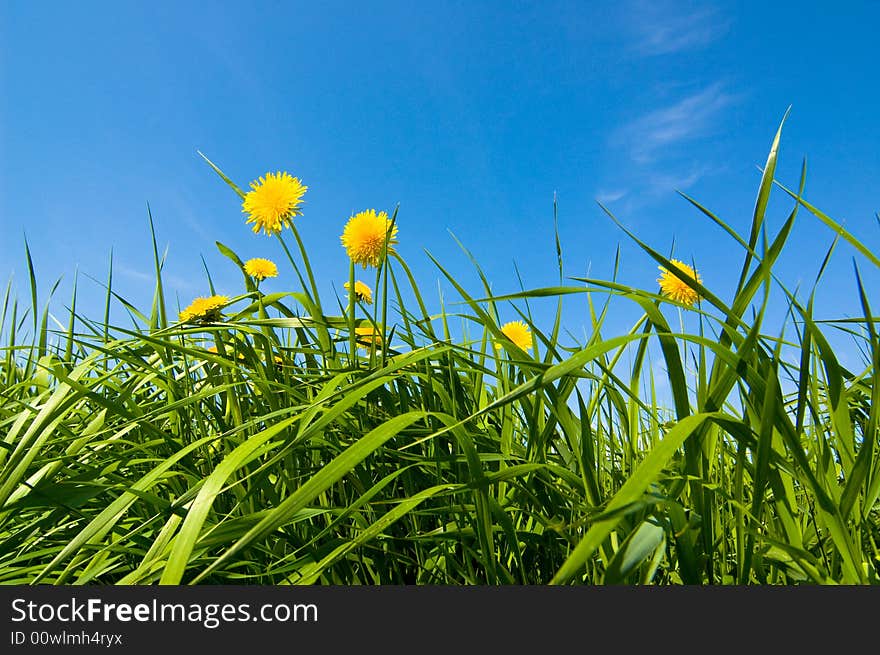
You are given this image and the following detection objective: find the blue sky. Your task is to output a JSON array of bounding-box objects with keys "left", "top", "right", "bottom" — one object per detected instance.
[{"left": 1, "top": 1, "right": 879, "bottom": 367}]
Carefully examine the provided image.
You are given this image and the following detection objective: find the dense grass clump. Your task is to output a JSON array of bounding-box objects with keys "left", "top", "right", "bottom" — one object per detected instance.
[{"left": 1, "top": 118, "right": 878, "bottom": 585}]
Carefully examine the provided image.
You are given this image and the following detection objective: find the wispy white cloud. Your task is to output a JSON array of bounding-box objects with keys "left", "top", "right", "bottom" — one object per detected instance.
[
  {"left": 618, "top": 83, "right": 736, "bottom": 164},
  {"left": 596, "top": 189, "right": 629, "bottom": 205},
  {"left": 647, "top": 166, "right": 711, "bottom": 194},
  {"left": 168, "top": 192, "right": 215, "bottom": 243},
  {"left": 598, "top": 84, "right": 736, "bottom": 215},
  {"left": 116, "top": 264, "right": 199, "bottom": 295},
  {"left": 116, "top": 265, "right": 154, "bottom": 283},
  {"left": 597, "top": 163, "right": 724, "bottom": 218},
  {"left": 629, "top": 3, "right": 730, "bottom": 56},
  {"left": 596, "top": 2, "right": 737, "bottom": 217}
]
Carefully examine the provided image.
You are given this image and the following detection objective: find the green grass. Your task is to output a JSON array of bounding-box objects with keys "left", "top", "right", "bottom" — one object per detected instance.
[{"left": 1, "top": 116, "right": 878, "bottom": 585}]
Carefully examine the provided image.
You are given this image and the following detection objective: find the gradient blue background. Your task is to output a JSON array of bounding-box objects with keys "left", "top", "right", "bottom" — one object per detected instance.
[{"left": 1, "top": 1, "right": 878, "bottom": 369}]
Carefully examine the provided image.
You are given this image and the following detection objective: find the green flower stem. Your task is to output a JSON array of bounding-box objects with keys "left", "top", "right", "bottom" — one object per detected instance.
[
  {"left": 212, "top": 330, "right": 242, "bottom": 428},
  {"left": 276, "top": 231, "right": 332, "bottom": 363},
  {"left": 379, "top": 207, "right": 398, "bottom": 368},
  {"left": 348, "top": 260, "right": 357, "bottom": 368},
  {"left": 287, "top": 225, "right": 321, "bottom": 312},
  {"left": 256, "top": 286, "right": 275, "bottom": 374}
]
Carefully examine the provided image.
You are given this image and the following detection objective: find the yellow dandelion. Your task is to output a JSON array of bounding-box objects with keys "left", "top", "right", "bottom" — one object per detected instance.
[
  {"left": 354, "top": 325, "right": 383, "bottom": 350},
  {"left": 657, "top": 259, "right": 702, "bottom": 306},
  {"left": 340, "top": 209, "right": 398, "bottom": 268},
  {"left": 344, "top": 280, "right": 373, "bottom": 304},
  {"left": 179, "top": 295, "right": 228, "bottom": 322},
  {"left": 244, "top": 257, "right": 278, "bottom": 281},
  {"left": 242, "top": 171, "right": 307, "bottom": 236},
  {"left": 495, "top": 321, "right": 532, "bottom": 351}
]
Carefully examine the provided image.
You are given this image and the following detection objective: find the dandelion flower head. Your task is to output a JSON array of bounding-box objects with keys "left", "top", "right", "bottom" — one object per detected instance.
[
  {"left": 355, "top": 325, "right": 383, "bottom": 349},
  {"left": 344, "top": 280, "right": 373, "bottom": 304},
  {"left": 495, "top": 321, "right": 532, "bottom": 351},
  {"left": 657, "top": 259, "right": 702, "bottom": 306},
  {"left": 244, "top": 257, "right": 278, "bottom": 281},
  {"left": 242, "top": 171, "right": 307, "bottom": 236},
  {"left": 179, "top": 295, "right": 228, "bottom": 322},
  {"left": 340, "top": 209, "right": 398, "bottom": 268}
]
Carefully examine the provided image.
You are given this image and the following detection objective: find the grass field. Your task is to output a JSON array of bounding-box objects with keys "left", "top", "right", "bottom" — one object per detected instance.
[{"left": 1, "top": 116, "right": 878, "bottom": 585}]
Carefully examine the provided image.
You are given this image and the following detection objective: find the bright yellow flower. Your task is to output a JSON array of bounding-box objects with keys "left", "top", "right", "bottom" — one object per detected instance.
[
  {"left": 244, "top": 257, "right": 278, "bottom": 281},
  {"left": 179, "top": 295, "right": 228, "bottom": 322},
  {"left": 495, "top": 321, "right": 532, "bottom": 351},
  {"left": 340, "top": 209, "right": 398, "bottom": 268},
  {"left": 657, "top": 259, "right": 702, "bottom": 306},
  {"left": 344, "top": 280, "right": 373, "bottom": 304},
  {"left": 242, "top": 171, "right": 307, "bottom": 236},
  {"left": 354, "top": 325, "right": 383, "bottom": 349}
]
